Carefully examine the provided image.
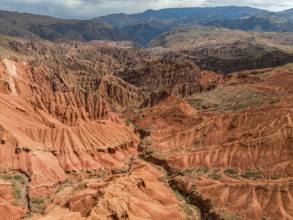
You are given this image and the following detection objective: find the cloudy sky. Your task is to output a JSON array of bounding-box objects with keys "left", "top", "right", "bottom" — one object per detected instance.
[{"left": 0, "top": 0, "right": 292, "bottom": 19}]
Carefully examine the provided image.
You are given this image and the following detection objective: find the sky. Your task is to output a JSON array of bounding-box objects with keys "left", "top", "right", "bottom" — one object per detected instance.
[{"left": 0, "top": 0, "right": 292, "bottom": 19}]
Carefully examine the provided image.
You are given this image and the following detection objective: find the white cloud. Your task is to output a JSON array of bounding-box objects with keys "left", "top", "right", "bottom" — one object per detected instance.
[
  {"left": 204, "top": 0, "right": 293, "bottom": 11},
  {"left": 0, "top": 0, "right": 292, "bottom": 19}
]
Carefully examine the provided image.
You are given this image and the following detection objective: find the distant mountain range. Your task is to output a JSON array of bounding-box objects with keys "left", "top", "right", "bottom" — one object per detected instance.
[
  {"left": 98, "top": 6, "right": 269, "bottom": 27},
  {"left": 204, "top": 15, "right": 293, "bottom": 32},
  {"left": 0, "top": 10, "right": 129, "bottom": 42},
  {"left": 0, "top": 6, "right": 293, "bottom": 45},
  {"left": 98, "top": 6, "right": 272, "bottom": 45}
]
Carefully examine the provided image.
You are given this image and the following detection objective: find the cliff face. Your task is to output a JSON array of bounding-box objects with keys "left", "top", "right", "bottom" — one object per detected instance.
[
  {"left": 189, "top": 43, "right": 293, "bottom": 74},
  {"left": 117, "top": 58, "right": 221, "bottom": 97},
  {"left": 148, "top": 26, "right": 293, "bottom": 74}
]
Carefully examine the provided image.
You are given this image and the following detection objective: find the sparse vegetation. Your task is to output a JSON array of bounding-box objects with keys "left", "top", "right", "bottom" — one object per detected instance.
[
  {"left": 0, "top": 9, "right": 292, "bottom": 220},
  {"left": 186, "top": 85, "right": 266, "bottom": 112},
  {"left": 146, "top": 125, "right": 156, "bottom": 131},
  {"left": 200, "top": 167, "right": 209, "bottom": 173},
  {"left": 141, "top": 137, "right": 152, "bottom": 146},
  {"left": 208, "top": 170, "right": 222, "bottom": 180},
  {"left": 11, "top": 200, "right": 21, "bottom": 206},
  {"left": 1, "top": 173, "right": 25, "bottom": 200},
  {"left": 30, "top": 197, "right": 46, "bottom": 213},
  {"left": 271, "top": 175, "right": 280, "bottom": 180},
  {"left": 12, "top": 183, "right": 22, "bottom": 199},
  {"left": 20, "top": 213, "right": 33, "bottom": 219},
  {"left": 224, "top": 168, "right": 239, "bottom": 179},
  {"left": 285, "top": 63, "right": 293, "bottom": 71},
  {"left": 1, "top": 173, "right": 24, "bottom": 183},
  {"left": 196, "top": 173, "right": 202, "bottom": 180},
  {"left": 255, "top": 184, "right": 267, "bottom": 191},
  {"left": 157, "top": 176, "right": 165, "bottom": 182},
  {"left": 193, "top": 139, "right": 201, "bottom": 146},
  {"left": 134, "top": 124, "right": 141, "bottom": 131},
  {"left": 151, "top": 151, "right": 167, "bottom": 160},
  {"left": 241, "top": 169, "right": 263, "bottom": 180},
  {"left": 184, "top": 168, "right": 195, "bottom": 176},
  {"left": 183, "top": 204, "right": 193, "bottom": 216},
  {"left": 124, "top": 119, "right": 131, "bottom": 126},
  {"left": 55, "top": 181, "right": 74, "bottom": 194}
]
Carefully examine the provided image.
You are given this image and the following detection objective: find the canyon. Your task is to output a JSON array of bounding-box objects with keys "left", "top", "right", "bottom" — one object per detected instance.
[{"left": 0, "top": 6, "right": 292, "bottom": 220}]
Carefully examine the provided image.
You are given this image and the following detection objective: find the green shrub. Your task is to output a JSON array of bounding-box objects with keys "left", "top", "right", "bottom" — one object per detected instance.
[
  {"left": 134, "top": 124, "right": 141, "bottom": 130},
  {"left": 200, "top": 167, "right": 209, "bottom": 173},
  {"left": 11, "top": 200, "right": 21, "bottom": 206},
  {"left": 183, "top": 204, "right": 193, "bottom": 216},
  {"left": 1, "top": 173, "right": 24, "bottom": 200},
  {"left": 224, "top": 168, "right": 239, "bottom": 179},
  {"left": 20, "top": 213, "right": 33, "bottom": 219},
  {"left": 12, "top": 183, "right": 22, "bottom": 199},
  {"left": 55, "top": 182, "right": 74, "bottom": 194},
  {"left": 157, "top": 176, "right": 165, "bottom": 182},
  {"left": 241, "top": 169, "right": 263, "bottom": 180},
  {"left": 208, "top": 172, "right": 222, "bottom": 180},
  {"left": 1, "top": 174, "right": 24, "bottom": 182},
  {"left": 193, "top": 139, "right": 201, "bottom": 146},
  {"left": 185, "top": 196, "right": 191, "bottom": 204},
  {"left": 30, "top": 197, "right": 45, "bottom": 213},
  {"left": 124, "top": 119, "right": 131, "bottom": 126},
  {"left": 271, "top": 175, "right": 280, "bottom": 180},
  {"left": 184, "top": 168, "right": 195, "bottom": 176}
]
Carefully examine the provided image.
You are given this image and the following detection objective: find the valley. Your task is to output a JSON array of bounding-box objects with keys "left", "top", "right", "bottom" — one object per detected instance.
[{"left": 0, "top": 5, "right": 292, "bottom": 220}]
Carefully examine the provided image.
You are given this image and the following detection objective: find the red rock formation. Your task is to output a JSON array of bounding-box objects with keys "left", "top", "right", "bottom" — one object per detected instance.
[
  {"left": 0, "top": 58, "right": 140, "bottom": 198},
  {"left": 0, "top": 44, "right": 194, "bottom": 219},
  {"left": 136, "top": 66, "right": 293, "bottom": 219},
  {"left": 39, "top": 161, "right": 189, "bottom": 220},
  {"left": 1, "top": 35, "right": 293, "bottom": 220},
  {"left": 117, "top": 58, "right": 221, "bottom": 97},
  {"left": 0, "top": 179, "right": 26, "bottom": 220}
]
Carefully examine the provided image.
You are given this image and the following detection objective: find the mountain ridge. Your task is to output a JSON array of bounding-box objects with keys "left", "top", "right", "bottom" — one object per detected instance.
[
  {"left": 0, "top": 10, "right": 130, "bottom": 42},
  {"left": 1, "top": 6, "right": 293, "bottom": 45}
]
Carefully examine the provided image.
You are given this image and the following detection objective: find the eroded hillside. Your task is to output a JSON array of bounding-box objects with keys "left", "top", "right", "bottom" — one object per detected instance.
[
  {"left": 148, "top": 26, "right": 293, "bottom": 73},
  {"left": 0, "top": 32, "right": 292, "bottom": 220},
  {"left": 0, "top": 37, "right": 201, "bottom": 220},
  {"left": 134, "top": 65, "right": 293, "bottom": 220}
]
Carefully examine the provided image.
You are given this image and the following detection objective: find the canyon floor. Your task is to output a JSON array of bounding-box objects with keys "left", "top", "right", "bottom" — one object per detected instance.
[{"left": 0, "top": 33, "right": 292, "bottom": 220}]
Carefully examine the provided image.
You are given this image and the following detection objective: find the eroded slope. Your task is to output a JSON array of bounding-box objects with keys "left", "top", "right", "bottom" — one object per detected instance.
[
  {"left": 134, "top": 65, "right": 293, "bottom": 219},
  {"left": 0, "top": 38, "right": 194, "bottom": 219}
]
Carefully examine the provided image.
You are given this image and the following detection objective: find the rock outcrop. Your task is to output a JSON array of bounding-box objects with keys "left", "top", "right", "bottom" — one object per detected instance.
[
  {"left": 39, "top": 161, "right": 191, "bottom": 220},
  {"left": 118, "top": 58, "right": 221, "bottom": 97}
]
